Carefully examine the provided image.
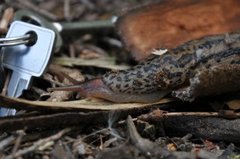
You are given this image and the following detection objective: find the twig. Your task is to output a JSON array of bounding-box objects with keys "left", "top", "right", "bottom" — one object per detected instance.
[
  {"left": 0, "top": 7, "right": 14, "bottom": 34},
  {"left": 6, "top": 0, "right": 58, "bottom": 21},
  {"left": 126, "top": 115, "right": 156, "bottom": 157},
  {"left": 53, "top": 57, "right": 130, "bottom": 70},
  {"left": 43, "top": 74, "right": 66, "bottom": 87},
  {"left": 11, "top": 130, "right": 26, "bottom": 155},
  {"left": 69, "top": 44, "right": 75, "bottom": 58},
  {"left": 64, "top": 0, "right": 71, "bottom": 20},
  {"left": 5, "top": 128, "right": 71, "bottom": 159},
  {"left": 138, "top": 109, "right": 240, "bottom": 121},
  {"left": 165, "top": 112, "right": 223, "bottom": 117},
  {"left": 0, "top": 136, "right": 15, "bottom": 151},
  {"left": 80, "top": 0, "right": 95, "bottom": 10},
  {"left": 82, "top": 128, "right": 109, "bottom": 140},
  {"left": 19, "top": 0, "right": 58, "bottom": 20},
  {"left": 168, "top": 111, "right": 240, "bottom": 119}
]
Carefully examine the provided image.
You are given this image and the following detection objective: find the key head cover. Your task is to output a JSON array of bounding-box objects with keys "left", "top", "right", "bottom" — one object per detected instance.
[{"left": 3, "top": 21, "right": 55, "bottom": 76}]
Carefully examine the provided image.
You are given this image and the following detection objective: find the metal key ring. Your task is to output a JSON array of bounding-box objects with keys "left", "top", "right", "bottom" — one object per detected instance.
[{"left": 0, "top": 33, "right": 32, "bottom": 47}]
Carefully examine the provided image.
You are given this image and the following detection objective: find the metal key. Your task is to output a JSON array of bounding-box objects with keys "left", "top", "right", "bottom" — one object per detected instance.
[
  {"left": 0, "top": 30, "right": 39, "bottom": 98},
  {"left": 0, "top": 21, "right": 55, "bottom": 116},
  {"left": 14, "top": 10, "right": 116, "bottom": 51}
]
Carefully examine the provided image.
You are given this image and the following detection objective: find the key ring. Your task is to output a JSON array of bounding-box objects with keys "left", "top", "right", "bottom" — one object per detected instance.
[{"left": 0, "top": 33, "right": 32, "bottom": 47}]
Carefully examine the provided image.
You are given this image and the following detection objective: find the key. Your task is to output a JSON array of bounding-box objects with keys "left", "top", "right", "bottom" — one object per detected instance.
[
  {"left": 0, "top": 32, "right": 35, "bottom": 97},
  {"left": 14, "top": 9, "right": 116, "bottom": 51},
  {"left": 0, "top": 21, "right": 55, "bottom": 116}
]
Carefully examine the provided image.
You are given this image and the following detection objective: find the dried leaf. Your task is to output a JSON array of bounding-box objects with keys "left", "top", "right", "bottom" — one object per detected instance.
[
  {"left": 117, "top": 0, "right": 240, "bottom": 60},
  {"left": 226, "top": 99, "right": 240, "bottom": 110},
  {"left": 0, "top": 101, "right": 171, "bottom": 132},
  {"left": 0, "top": 8, "right": 14, "bottom": 34},
  {"left": 52, "top": 57, "right": 130, "bottom": 70},
  {"left": 0, "top": 95, "right": 173, "bottom": 112},
  {"left": 46, "top": 65, "right": 85, "bottom": 102}
]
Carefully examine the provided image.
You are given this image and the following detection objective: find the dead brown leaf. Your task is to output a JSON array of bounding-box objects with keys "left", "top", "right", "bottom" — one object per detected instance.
[
  {"left": 117, "top": 0, "right": 240, "bottom": 60},
  {"left": 52, "top": 57, "right": 130, "bottom": 70},
  {"left": 0, "top": 95, "right": 173, "bottom": 112},
  {"left": 226, "top": 99, "right": 240, "bottom": 110}
]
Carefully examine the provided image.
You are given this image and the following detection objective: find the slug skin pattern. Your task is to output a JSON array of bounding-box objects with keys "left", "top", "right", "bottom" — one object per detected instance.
[
  {"left": 102, "top": 32, "right": 240, "bottom": 102},
  {"left": 51, "top": 32, "right": 240, "bottom": 103}
]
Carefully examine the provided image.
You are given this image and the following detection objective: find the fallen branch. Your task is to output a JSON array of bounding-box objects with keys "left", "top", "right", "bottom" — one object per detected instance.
[{"left": 137, "top": 109, "right": 240, "bottom": 143}]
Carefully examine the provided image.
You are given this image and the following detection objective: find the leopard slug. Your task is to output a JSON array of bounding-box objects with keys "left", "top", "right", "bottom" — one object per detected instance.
[{"left": 50, "top": 32, "right": 240, "bottom": 103}]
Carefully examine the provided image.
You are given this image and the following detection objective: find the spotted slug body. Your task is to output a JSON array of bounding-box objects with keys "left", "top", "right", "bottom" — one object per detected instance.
[{"left": 51, "top": 32, "right": 240, "bottom": 103}]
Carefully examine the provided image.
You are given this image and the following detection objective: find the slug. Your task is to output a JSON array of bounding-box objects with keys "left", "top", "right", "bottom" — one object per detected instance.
[{"left": 49, "top": 32, "right": 240, "bottom": 103}]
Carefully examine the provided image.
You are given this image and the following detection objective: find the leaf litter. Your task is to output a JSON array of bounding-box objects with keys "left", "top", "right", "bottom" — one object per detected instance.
[{"left": 0, "top": 0, "right": 240, "bottom": 158}]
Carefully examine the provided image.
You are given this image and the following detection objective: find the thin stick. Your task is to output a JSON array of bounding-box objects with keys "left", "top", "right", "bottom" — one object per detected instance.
[
  {"left": 0, "top": 136, "right": 15, "bottom": 151},
  {"left": 161, "top": 111, "right": 240, "bottom": 118},
  {"left": 64, "top": 0, "right": 71, "bottom": 20},
  {"left": 5, "top": 128, "right": 71, "bottom": 159},
  {"left": 6, "top": 0, "right": 58, "bottom": 21},
  {"left": 126, "top": 115, "right": 155, "bottom": 157},
  {"left": 0, "top": 8, "right": 14, "bottom": 34},
  {"left": 119, "top": 111, "right": 240, "bottom": 125},
  {"left": 11, "top": 130, "right": 25, "bottom": 155}
]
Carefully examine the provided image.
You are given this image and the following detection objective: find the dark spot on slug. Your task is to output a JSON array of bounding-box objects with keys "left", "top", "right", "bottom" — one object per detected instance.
[
  {"left": 120, "top": 70, "right": 128, "bottom": 75},
  {"left": 126, "top": 90, "right": 132, "bottom": 94},
  {"left": 124, "top": 84, "right": 129, "bottom": 88},
  {"left": 143, "top": 65, "right": 151, "bottom": 72},
  {"left": 116, "top": 76, "right": 122, "bottom": 82},
  {"left": 136, "top": 71, "right": 143, "bottom": 78},
  {"left": 176, "top": 79, "right": 183, "bottom": 84},
  {"left": 104, "top": 74, "right": 109, "bottom": 78},
  {"left": 109, "top": 75, "right": 115, "bottom": 80},
  {"left": 145, "top": 84, "right": 151, "bottom": 87},
  {"left": 178, "top": 53, "right": 194, "bottom": 67},
  {"left": 215, "top": 58, "right": 221, "bottom": 63},
  {"left": 133, "top": 80, "right": 143, "bottom": 87},
  {"left": 135, "top": 65, "right": 142, "bottom": 69},
  {"left": 116, "top": 84, "right": 121, "bottom": 89},
  {"left": 205, "top": 64, "right": 211, "bottom": 68},
  {"left": 125, "top": 78, "right": 132, "bottom": 82}
]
